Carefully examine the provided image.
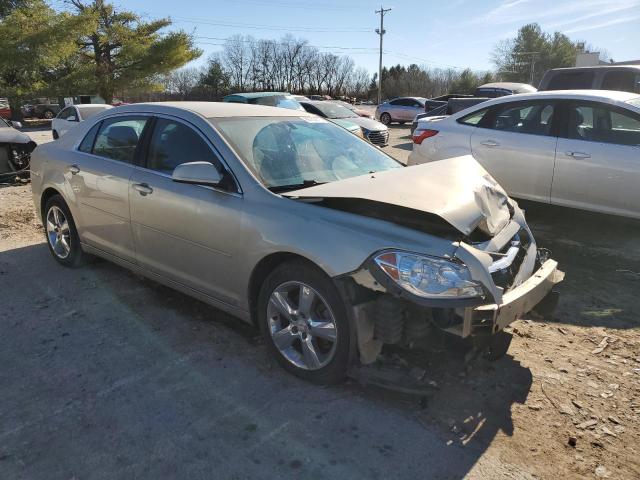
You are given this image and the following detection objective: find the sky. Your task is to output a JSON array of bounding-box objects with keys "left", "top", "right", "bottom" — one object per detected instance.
[{"left": 111, "top": 0, "right": 640, "bottom": 73}]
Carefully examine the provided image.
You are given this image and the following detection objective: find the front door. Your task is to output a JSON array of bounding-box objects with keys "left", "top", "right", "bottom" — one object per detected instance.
[
  {"left": 470, "top": 100, "right": 559, "bottom": 203},
  {"left": 551, "top": 100, "right": 640, "bottom": 218},
  {"left": 129, "top": 116, "right": 244, "bottom": 305},
  {"left": 69, "top": 115, "right": 150, "bottom": 262}
]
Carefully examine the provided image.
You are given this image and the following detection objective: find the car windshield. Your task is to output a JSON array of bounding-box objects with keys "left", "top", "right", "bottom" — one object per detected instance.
[
  {"left": 249, "top": 95, "right": 305, "bottom": 111},
  {"left": 312, "top": 102, "right": 358, "bottom": 119},
  {"left": 211, "top": 116, "right": 401, "bottom": 190}
]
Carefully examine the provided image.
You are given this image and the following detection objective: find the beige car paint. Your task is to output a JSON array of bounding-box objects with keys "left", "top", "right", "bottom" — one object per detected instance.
[{"left": 31, "top": 102, "right": 561, "bottom": 345}]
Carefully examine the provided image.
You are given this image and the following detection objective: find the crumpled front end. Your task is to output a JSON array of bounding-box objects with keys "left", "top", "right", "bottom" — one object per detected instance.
[{"left": 339, "top": 203, "right": 564, "bottom": 365}]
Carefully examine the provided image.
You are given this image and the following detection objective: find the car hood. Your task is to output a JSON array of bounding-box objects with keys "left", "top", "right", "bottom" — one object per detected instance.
[
  {"left": 330, "top": 119, "right": 360, "bottom": 132},
  {"left": 284, "top": 155, "right": 512, "bottom": 236},
  {"left": 345, "top": 116, "right": 387, "bottom": 131},
  {"left": 0, "top": 128, "right": 31, "bottom": 144}
]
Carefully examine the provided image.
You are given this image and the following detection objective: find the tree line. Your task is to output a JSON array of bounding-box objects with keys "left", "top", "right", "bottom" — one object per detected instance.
[{"left": 0, "top": 0, "right": 593, "bottom": 116}]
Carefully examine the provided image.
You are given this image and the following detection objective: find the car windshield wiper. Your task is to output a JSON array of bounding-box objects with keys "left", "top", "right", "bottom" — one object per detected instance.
[{"left": 269, "top": 179, "right": 326, "bottom": 193}]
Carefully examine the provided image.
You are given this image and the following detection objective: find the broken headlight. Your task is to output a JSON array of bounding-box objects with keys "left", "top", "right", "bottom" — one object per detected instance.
[{"left": 373, "top": 251, "right": 483, "bottom": 299}]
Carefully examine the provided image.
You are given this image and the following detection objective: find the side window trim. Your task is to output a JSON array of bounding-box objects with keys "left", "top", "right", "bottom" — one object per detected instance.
[{"left": 141, "top": 114, "right": 242, "bottom": 195}]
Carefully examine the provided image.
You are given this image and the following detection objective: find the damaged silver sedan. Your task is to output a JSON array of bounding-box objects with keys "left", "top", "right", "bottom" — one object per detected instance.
[{"left": 30, "top": 102, "right": 563, "bottom": 384}]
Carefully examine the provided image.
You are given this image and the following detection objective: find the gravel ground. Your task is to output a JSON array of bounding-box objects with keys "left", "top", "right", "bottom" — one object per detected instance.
[{"left": 0, "top": 126, "right": 639, "bottom": 479}]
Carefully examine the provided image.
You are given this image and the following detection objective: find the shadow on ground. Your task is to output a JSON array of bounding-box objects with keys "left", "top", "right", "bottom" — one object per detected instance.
[{"left": 0, "top": 242, "right": 532, "bottom": 479}]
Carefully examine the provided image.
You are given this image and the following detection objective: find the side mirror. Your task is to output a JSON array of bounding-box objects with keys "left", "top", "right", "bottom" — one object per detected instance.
[
  {"left": 172, "top": 161, "right": 223, "bottom": 187},
  {"left": 10, "top": 121, "right": 22, "bottom": 129}
]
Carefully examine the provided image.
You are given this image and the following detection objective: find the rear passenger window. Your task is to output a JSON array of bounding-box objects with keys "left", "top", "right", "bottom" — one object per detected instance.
[
  {"left": 547, "top": 72, "right": 594, "bottom": 90},
  {"left": 78, "top": 122, "right": 101, "bottom": 153},
  {"left": 458, "top": 108, "right": 489, "bottom": 126},
  {"left": 146, "top": 119, "right": 220, "bottom": 174},
  {"left": 92, "top": 117, "right": 148, "bottom": 163},
  {"left": 487, "top": 102, "right": 556, "bottom": 136}
]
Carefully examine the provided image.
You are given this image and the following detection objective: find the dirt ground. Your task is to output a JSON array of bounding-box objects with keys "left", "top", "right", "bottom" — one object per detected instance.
[{"left": 1, "top": 127, "right": 639, "bottom": 479}]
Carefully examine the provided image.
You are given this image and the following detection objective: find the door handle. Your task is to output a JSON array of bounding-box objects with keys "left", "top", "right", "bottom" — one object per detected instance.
[
  {"left": 133, "top": 183, "right": 153, "bottom": 196},
  {"left": 480, "top": 140, "right": 500, "bottom": 147},
  {"left": 565, "top": 151, "right": 591, "bottom": 159},
  {"left": 69, "top": 164, "right": 80, "bottom": 175}
]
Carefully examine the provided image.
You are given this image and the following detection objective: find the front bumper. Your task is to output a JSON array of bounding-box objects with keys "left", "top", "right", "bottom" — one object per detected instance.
[{"left": 457, "top": 259, "right": 564, "bottom": 338}]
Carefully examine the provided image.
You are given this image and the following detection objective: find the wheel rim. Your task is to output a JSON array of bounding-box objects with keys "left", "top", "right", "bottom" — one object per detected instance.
[
  {"left": 267, "top": 281, "right": 338, "bottom": 371},
  {"left": 381, "top": 113, "right": 391, "bottom": 125},
  {"left": 46, "top": 206, "right": 71, "bottom": 259}
]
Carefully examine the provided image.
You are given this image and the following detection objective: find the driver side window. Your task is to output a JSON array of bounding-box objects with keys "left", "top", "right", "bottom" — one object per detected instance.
[{"left": 147, "top": 119, "right": 221, "bottom": 174}]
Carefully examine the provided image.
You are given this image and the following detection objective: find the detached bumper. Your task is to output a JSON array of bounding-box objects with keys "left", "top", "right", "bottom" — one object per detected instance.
[{"left": 459, "top": 259, "right": 565, "bottom": 338}]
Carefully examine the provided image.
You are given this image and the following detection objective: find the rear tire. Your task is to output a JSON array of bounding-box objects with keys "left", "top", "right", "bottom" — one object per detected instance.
[
  {"left": 257, "top": 260, "right": 351, "bottom": 384},
  {"left": 43, "top": 195, "right": 87, "bottom": 268},
  {"left": 380, "top": 112, "right": 392, "bottom": 125}
]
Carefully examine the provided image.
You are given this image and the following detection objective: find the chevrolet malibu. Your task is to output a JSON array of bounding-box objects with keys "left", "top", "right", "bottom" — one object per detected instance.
[{"left": 31, "top": 102, "right": 563, "bottom": 384}]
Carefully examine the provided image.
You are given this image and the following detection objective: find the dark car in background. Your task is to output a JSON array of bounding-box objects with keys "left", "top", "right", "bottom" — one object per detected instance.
[
  {"left": 22, "top": 98, "right": 62, "bottom": 119},
  {"left": 473, "top": 82, "right": 536, "bottom": 98},
  {"left": 300, "top": 100, "right": 389, "bottom": 146},
  {"left": 538, "top": 65, "right": 640, "bottom": 94}
]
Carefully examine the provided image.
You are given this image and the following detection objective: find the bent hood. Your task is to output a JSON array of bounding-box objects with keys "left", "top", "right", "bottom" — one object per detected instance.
[{"left": 284, "top": 155, "right": 511, "bottom": 236}]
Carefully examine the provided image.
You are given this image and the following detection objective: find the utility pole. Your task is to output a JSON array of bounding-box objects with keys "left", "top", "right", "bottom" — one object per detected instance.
[
  {"left": 515, "top": 51, "right": 539, "bottom": 85},
  {"left": 375, "top": 5, "right": 391, "bottom": 105}
]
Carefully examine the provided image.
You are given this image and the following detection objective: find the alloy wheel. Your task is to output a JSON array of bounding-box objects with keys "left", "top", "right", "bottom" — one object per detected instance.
[
  {"left": 267, "top": 281, "right": 338, "bottom": 370},
  {"left": 46, "top": 205, "right": 71, "bottom": 259}
]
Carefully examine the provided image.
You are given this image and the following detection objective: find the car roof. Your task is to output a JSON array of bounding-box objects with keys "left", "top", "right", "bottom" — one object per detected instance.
[
  {"left": 391, "top": 96, "right": 426, "bottom": 101},
  {"left": 105, "top": 101, "right": 313, "bottom": 118},
  {"left": 76, "top": 104, "right": 113, "bottom": 111},
  {"left": 224, "top": 92, "right": 291, "bottom": 99},
  {"left": 545, "top": 65, "right": 640, "bottom": 72},
  {"left": 447, "top": 90, "right": 640, "bottom": 119},
  {"left": 477, "top": 82, "right": 537, "bottom": 93}
]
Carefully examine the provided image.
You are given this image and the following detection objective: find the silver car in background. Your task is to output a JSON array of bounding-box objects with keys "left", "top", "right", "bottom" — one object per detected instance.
[
  {"left": 31, "top": 102, "right": 562, "bottom": 384},
  {"left": 375, "top": 96, "right": 427, "bottom": 125}
]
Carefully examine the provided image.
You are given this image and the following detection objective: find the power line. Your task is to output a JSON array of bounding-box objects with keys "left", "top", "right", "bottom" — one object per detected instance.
[
  {"left": 173, "top": 16, "right": 372, "bottom": 33},
  {"left": 194, "top": 35, "right": 379, "bottom": 52},
  {"left": 215, "top": 0, "right": 362, "bottom": 12}
]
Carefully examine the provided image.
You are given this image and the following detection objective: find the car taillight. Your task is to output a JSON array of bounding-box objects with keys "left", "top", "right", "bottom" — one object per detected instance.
[{"left": 413, "top": 129, "right": 439, "bottom": 144}]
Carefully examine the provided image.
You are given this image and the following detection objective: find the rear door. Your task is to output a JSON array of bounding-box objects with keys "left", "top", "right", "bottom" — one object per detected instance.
[
  {"left": 470, "top": 99, "right": 559, "bottom": 203},
  {"left": 69, "top": 115, "right": 150, "bottom": 262},
  {"left": 552, "top": 101, "right": 640, "bottom": 218},
  {"left": 129, "top": 115, "right": 244, "bottom": 305}
]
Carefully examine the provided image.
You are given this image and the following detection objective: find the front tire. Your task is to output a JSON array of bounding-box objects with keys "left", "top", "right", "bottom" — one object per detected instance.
[
  {"left": 257, "top": 260, "right": 351, "bottom": 384},
  {"left": 52, "top": 130, "right": 59, "bottom": 140},
  {"left": 380, "top": 112, "right": 392, "bottom": 125},
  {"left": 43, "top": 195, "right": 87, "bottom": 267}
]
